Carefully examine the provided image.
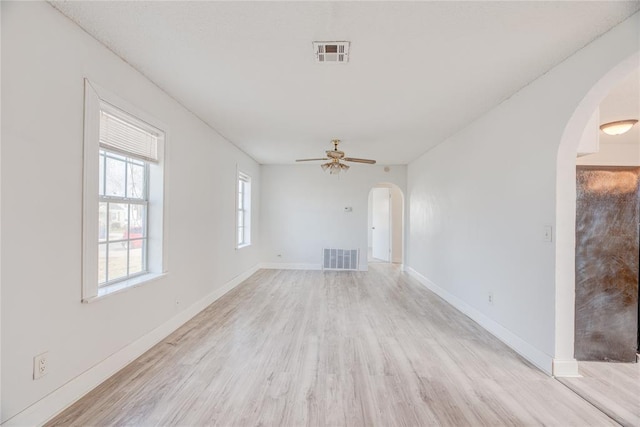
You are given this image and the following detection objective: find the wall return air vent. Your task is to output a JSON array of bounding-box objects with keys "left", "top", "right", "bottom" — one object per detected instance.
[
  {"left": 323, "top": 248, "right": 359, "bottom": 271},
  {"left": 313, "top": 41, "right": 350, "bottom": 63}
]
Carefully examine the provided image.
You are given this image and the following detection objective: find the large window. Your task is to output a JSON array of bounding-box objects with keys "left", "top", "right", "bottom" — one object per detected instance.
[
  {"left": 98, "top": 148, "right": 149, "bottom": 286},
  {"left": 237, "top": 171, "right": 251, "bottom": 248},
  {"left": 83, "top": 80, "right": 165, "bottom": 301}
]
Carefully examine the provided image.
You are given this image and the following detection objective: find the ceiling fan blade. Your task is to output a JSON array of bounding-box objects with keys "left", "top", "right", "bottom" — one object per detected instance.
[
  {"left": 343, "top": 157, "right": 376, "bottom": 164},
  {"left": 296, "top": 158, "right": 329, "bottom": 162}
]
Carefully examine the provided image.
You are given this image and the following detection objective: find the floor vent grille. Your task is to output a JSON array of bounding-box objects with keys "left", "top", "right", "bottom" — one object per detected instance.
[{"left": 323, "top": 248, "right": 359, "bottom": 271}]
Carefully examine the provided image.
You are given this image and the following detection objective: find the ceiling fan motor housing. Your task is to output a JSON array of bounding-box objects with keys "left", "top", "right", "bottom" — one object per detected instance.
[{"left": 327, "top": 150, "right": 344, "bottom": 159}]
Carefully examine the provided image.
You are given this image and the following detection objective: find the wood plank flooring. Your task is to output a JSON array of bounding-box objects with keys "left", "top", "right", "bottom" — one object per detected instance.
[
  {"left": 558, "top": 361, "right": 640, "bottom": 427},
  {"left": 48, "top": 265, "right": 616, "bottom": 426}
]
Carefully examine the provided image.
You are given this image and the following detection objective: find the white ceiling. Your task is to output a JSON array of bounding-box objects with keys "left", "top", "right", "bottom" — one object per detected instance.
[{"left": 51, "top": 1, "right": 640, "bottom": 164}]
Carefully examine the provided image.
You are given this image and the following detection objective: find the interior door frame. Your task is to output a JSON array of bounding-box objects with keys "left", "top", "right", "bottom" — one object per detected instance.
[{"left": 371, "top": 187, "right": 391, "bottom": 262}]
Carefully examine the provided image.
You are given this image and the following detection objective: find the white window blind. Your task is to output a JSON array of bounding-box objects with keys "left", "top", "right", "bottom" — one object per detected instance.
[{"left": 100, "top": 109, "right": 159, "bottom": 162}]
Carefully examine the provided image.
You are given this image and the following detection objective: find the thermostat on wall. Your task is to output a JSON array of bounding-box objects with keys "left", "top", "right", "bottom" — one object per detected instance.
[{"left": 344, "top": 207, "right": 353, "bottom": 212}]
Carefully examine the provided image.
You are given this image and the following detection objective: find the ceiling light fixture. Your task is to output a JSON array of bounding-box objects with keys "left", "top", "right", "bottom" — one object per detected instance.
[
  {"left": 599, "top": 119, "right": 638, "bottom": 136},
  {"left": 321, "top": 160, "right": 350, "bottom": 175}
]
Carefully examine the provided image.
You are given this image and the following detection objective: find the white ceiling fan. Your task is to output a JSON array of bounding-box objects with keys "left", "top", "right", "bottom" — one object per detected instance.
[{"left": 296, "top": 139, "right": 376, "bottom": 174}]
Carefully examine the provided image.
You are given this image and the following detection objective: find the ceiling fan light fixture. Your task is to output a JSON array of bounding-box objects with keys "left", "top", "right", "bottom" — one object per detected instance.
[
  {"left": 297, "top": 139, "right": 375, "bottom": 174},
  {"left": 599, "top": 119, "right": 638, "bottom": 136}
]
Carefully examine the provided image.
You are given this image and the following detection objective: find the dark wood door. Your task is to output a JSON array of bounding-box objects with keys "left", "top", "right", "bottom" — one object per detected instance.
[{"left": 575, "top": 166, "right": 640, "bottom": 362}]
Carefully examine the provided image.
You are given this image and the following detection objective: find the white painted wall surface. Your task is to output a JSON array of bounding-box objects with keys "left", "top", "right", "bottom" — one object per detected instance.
[
  {"left": 406, "top": 11, "right": 639, "bottom": 374},
  {"left": 390, "top": 186, "right": 403, "bottom": 264},
  {"left": 576, "top": 108, "right": 600, "bottom": 155},
  {"left": 0, "top": 3, "right": 3, "bottom": 420},
  {"left": 1, "top": 2, "right": 260, "bottom": 422},
  {"left": 260, "top": 165, "right": 406, "bottom": 271},
  {"left": 367, "top": 191, "right": 373, "bottom": 247},
  {"left": 577, "top": 142, "right": 640, "bottom": 166}
]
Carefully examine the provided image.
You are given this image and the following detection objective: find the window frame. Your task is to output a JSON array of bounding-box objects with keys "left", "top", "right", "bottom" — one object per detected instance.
[
  {"left": 98, "top": 149, "right": 150, "bottom": 287},
  {"left": 82, "top": 79, "right": 167, "bottom": 302},
  {"left": 236, "top": 170, "right": 251, "bottom": 249}
]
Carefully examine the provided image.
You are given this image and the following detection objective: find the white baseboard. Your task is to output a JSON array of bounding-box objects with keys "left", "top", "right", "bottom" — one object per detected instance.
[
  {"left": 259, "top": 262, "right": 322, "bottom": 270},
  {"left": 3, "top": 265, "right": 261, "bottom": 427},
  {"left": 404, "top": 267, "right": 553, "bottom": 375},
  {"left": 552, "top": 359, "right": 581, "bottom": 377},
  {"left": 259, "top": 263, "right": 368, "bottom": 272}
]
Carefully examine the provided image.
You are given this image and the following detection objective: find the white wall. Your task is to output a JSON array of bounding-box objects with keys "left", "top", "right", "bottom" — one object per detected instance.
[
  {"left": 577, "top": 142, "right": 640, "bottom": 166},
  {"left": 367, "top": 191, "right": 373, "bottom": 247},
  {"left": 390, "top": 186, "right": 403, "bottom": 264},
  {"left": 1, "top": 2, "right": 260, "bottom": 422},
  {"left": 406, "top": 11, "right": 639, "bottom": 374},
  {"left": 261, "top": 165, "right": 406, "bottom": 270},
  {"left": 0, "top": 3, "right": 3, "bottom": 420}
]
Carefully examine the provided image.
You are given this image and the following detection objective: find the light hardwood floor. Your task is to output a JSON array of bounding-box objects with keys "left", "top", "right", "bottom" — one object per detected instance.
[
  {"left": 558, "top": 361, "right": 640, "bottom": 427},
  {"left": 48, "top": 265, "right": 616, "bottom": 426}
]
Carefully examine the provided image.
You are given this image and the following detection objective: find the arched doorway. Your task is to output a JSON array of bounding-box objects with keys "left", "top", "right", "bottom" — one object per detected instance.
[
  {"left": 555, "top": 52, "right": 639, "bottom": 376},
  {"left": 368, "top": 183, "right": 404, "bottom": 264}
]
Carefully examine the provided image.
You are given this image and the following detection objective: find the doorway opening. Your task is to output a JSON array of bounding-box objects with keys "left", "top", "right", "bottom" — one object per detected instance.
[
  {"left": 573, "top": 69, "right": 640, "bottom": 362},
  {"left": 367, "top": 183, "right": 404, "bottom": 264},
  {"left": 555, "top": 51, "right": 639, "bottom": 376}
]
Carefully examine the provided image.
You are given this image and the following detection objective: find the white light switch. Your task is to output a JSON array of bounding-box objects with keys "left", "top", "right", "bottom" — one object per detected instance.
[
  {"left": 344, "top": 207, "right": 352, "bottom": 212},
  {"left": 543, "top": 225, "right": 553, "bottom": 242}
]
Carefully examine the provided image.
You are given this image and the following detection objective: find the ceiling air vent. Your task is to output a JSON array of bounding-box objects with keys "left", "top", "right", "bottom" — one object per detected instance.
[{"left": 313, "top": 41, "right": 350, "bottom": 63}]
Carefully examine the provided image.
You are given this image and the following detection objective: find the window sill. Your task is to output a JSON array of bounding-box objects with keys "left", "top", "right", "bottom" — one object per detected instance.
[
  {"left": 83, "top": 272, "right": 167, "bottom": 303},
  {"left": 236, "top": 243, "right": 251, "bottom": 250}
]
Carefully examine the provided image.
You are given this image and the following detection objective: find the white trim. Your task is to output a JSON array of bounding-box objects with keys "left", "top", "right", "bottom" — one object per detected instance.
[
  {"left": 259, "top": 262, "right": 322, "bottom": 270},
  {"left": 82, "top": 79, "right": 101, "bottom": 300},
  {"left": 82, "top": 273, "right": 168, "bottom": 303},
  {"left": 404, "top": 266, "right": 553, "bottom": 375},
  {"left": 552, "top": 359, "right": 581, "bottom": 377},
  {"left": 259, "top": 263, "right": 368, "bottom": 272},
  {"left": 2, "top": 265, "right": 261, "bottom": 427}
]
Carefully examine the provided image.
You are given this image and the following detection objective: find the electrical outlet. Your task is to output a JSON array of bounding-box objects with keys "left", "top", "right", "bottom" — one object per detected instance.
[
  {"left": 487, "top": 292, "right": 494, "bottom": 305},
  {"left": 33, "top": 352, "right": 48, "bottom": 380}
]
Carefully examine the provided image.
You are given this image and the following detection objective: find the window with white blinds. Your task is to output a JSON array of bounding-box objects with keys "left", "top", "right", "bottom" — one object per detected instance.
[
  {"left": 99, "top": 107, "right": 159, "bottom": 162},
  {"left": 82, "top": 79, "right": 166, "bottom": 302}
]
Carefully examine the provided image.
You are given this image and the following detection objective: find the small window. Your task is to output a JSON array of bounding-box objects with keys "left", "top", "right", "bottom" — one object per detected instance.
[
  {"left": 83, "top": 80, "right": 166, "bottom": 301},
  {"left": 237, "top": 171, "right": 251, "bottom": 248}
]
